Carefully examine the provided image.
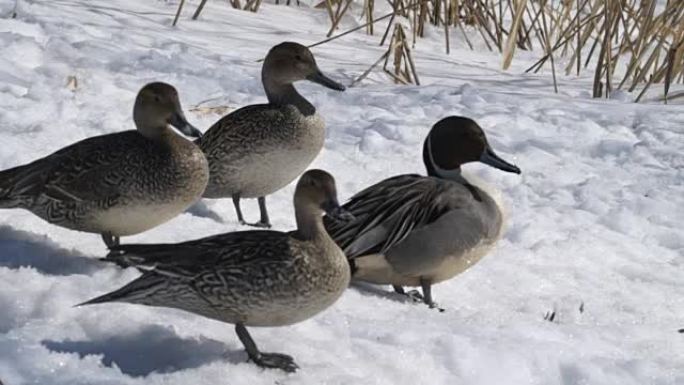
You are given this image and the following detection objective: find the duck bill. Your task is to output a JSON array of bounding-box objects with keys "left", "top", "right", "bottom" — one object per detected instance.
[
  {"left": 169, "top": 111, "right": 203, "bottom": 139},
  {"left": 480, "top": 146, "right": 521, "bottom": 174},
  {"left": 307, "top": 70, "right": 346, "bottom": 91},
  {"left": 322, "top": 199, "right": 355, "bottom": 222}
]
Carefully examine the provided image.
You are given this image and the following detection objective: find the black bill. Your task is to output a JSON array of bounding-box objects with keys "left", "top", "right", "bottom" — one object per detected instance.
[
  {"left": 479, "top": 146, "right": 521, "bottom": 174},
  {"left": 307, "top": 70, "right": 346, "bottom": 91},
  {"left": 169, "top": 111, "right": 203, "bottom": 139}
]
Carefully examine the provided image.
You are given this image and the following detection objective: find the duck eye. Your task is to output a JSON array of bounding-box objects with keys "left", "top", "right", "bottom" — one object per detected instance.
[
  {"left": 154, "top": 96, "right": 162, "bottom": 102},
  {"left": 295, "top": 55, "right": 302, "bottom": 61}
]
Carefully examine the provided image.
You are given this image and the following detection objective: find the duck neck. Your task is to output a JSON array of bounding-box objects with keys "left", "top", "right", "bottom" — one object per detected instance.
[
  {"left": 135, "top": 123, "right": 168, "bottom": 141},
  {"left": 294, "top": 203, "right": 327, "bottom": 242},
  {"left": 262, "top": 75, "right": 316, "bottom": 116},
  {"left": 133, "top": 111, "right": 168, "bottom": 141}
]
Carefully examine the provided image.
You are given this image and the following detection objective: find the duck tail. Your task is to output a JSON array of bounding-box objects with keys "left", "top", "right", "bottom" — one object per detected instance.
[
  {"left": 0, "top": 165, "right": 26, "bottom": 208},
  {"left": 76, "top": 272, "right": 167, "bottom": 307}
]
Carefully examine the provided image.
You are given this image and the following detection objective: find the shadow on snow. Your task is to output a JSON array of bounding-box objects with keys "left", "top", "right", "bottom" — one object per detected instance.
[
  {"left": 0, "top": 225, "right": 103, "bottom": 276},
  {"left": 42, "top": 324, "right": 244, "bottom": 377}
]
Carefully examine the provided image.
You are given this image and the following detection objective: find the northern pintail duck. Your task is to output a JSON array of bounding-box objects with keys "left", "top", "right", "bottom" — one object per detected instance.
[
  {"left": 0, "top": 82, "right": 208, "bottom": 247},
  {"left": 81, "top": 169, "right": 352, "bottom": 372},
  {"left": 198, "top": 42, "right": 345, "bottom": 228},
  {"left": 324, "top": 116, "right": 521, "bottom": 309}
]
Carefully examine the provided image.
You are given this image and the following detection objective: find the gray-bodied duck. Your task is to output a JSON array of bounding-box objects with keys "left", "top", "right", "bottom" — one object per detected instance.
[
  {"left": 324, "top": 117, "right": 521, "bottom": 310},
  {"left": 0, "top": 82, "right": 208, "bottom": 247},
  {"left": 198, "top": 42, "right": 345, "bottom": 228},
  {"left": 81, "top": 169, "right": 352, "bottom": 372}
]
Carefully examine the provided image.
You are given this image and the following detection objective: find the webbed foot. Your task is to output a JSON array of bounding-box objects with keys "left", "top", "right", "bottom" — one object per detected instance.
[
  {"left": 250, "top": 352, "right": 299, "bottom": 372},
  {"left": 240, "top": 219, "right": 272, "bottom": 228}
]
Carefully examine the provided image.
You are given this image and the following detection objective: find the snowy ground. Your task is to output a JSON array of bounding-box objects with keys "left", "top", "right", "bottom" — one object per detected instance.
[{"left": 0, "top": 0, "right": 683, "bottom": 384}]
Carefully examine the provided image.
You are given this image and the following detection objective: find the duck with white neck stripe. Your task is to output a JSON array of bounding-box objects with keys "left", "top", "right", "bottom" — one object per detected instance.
[{"left": 324, "top": 116, "right": 521, "bottom": 310}]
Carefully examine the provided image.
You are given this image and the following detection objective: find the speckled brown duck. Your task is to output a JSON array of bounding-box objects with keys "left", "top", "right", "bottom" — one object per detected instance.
[
  {"left": 81, "top": 169, "right": 352, "bottom": 372},
  {"left": 0, "top": 82, "right": 208, "bottom": 247},
  {"left": 197, "top": 42, "right": 345, "bottom": 228}
]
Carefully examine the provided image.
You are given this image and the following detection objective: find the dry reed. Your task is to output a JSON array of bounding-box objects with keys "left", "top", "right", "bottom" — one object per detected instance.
[{"left": 174, "top": 0, "right": 684, "bottom": 102}]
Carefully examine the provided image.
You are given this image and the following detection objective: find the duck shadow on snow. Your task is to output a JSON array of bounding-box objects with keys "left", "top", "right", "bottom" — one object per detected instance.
[
  {"left": 185, "top": 200, "right": 225, "bottom": 224},
  {"left": 0, "top": 225, "right": 102, "bottom": 276},
  {"left": 42, "top": 324, "right": 244, "bottom": 377}
]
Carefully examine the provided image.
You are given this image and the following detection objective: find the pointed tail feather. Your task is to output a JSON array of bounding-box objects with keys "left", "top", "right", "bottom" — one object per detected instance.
[
  {"left": 0, "top": 166, "right": 21, "bottom": 208},
  {"left": 76, "top": 272, "right": 167, "bottom": 307}
]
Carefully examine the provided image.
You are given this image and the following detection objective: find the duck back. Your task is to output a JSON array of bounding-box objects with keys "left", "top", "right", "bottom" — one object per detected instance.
[{"left": 200, "top": 104, "right": 325, "bottom": 199}]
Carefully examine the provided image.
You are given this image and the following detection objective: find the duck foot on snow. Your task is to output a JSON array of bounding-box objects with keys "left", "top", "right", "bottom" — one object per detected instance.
[
  {"left": 235, "top": 323, "right": 298, "bottom": 372},
  {"left": 249, "top": 352, "right": 299, "bottom": 372},
  {"left": 393, "top": 284, "right": 445, "bottom": 312},
  {"left": 233, "top": 196, "right": 272, "bottom": 228},
  {"left": 239, "top": 220, "right": 272, "bottom": 228}
]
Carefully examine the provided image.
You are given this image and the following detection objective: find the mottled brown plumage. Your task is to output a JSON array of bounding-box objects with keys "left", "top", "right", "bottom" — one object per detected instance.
[
  {"left": 82, "top": 169, "right": 351, "bottom": 372},
  {"left": 0, "top": 82, "right": 208, "bottom": 247},
  {"left": 198, "top": 42, "right": 345, "bottom": 228}
]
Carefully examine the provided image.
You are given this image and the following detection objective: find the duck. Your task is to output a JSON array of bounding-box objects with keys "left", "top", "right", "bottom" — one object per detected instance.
[
  {"left": 80, "top": 169, "right": 352, "bottom": 372},
  {"left": 0, "top": 82, "right": 209, "bottom": 247},
  {"left": 197, "top": 41, "right": 345, "bottom": 228},
  {"left": 324, "top": 116, "right": 521, "bottom": 310}
]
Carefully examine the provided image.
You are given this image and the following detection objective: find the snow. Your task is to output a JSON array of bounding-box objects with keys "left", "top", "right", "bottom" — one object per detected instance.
[{"left": 0, "top": 0, "right": 683, "bottom": 384}]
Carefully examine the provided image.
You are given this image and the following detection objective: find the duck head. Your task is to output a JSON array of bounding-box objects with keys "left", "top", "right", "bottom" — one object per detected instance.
[
  {"left": 422, "top": 116, "right": 521, "bottom": 180},
  {"left": 262, "top": 42, "right": 346, "bottom": 93},
  {"left": 295, "top": 169, "right": 353, "bottom": 222},
  {"left": 133, "top": 82, "right": 202, "bottom": 140}
]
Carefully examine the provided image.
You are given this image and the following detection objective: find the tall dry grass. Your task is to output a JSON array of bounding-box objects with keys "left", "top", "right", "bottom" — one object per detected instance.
[{"left": 176, "top": 0, "right": 684, "bottom": 102}]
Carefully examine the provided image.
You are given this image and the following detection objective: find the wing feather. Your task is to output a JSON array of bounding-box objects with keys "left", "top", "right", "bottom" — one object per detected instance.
[
  {"left": 105, "top": 230, "right": 291, "bottom": 278},
  {"left": 324, "top": 175, "right": 467, "bottom": 259},
  {"left": 0, "top": 131, "right": 150, "bottom": 204}
]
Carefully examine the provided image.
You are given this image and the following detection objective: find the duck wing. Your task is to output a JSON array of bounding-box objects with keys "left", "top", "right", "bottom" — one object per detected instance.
[
  {"left": 324, "top": 175, "right": 470, "bottom": 259},
  {"left": 104, "top": 230, "right": 292, "bottom": 278},
  {"left": 86, "top": 230, "right": 292, "bottom": 310},
  {"left": 0, "top": 131, "right": 146, "bottom": 205},
  {"left": 197, "top": 105, "right": 285, "bottom": 157}
]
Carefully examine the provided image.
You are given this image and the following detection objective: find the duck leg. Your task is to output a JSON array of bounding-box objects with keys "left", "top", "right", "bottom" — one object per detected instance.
[
  {"left": 255, "top": 196, "right": 271, "bottom": 228},
  {"left": 232, "top": 195, "right": 247, "bottom": 224},
  {"left": 419, "top": 278, "right": 445, "bottom": 312},
  {"left": 232, "top": 195, "right": 271, "bottom": 228},
  {"left": 101, "top": 233, "right": 120, "bottom": 248},
  {"left": 235, "top": 323, "right": 298, "bottom": 372}
]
